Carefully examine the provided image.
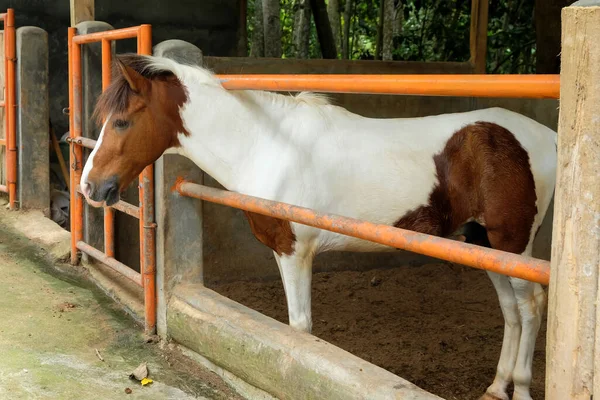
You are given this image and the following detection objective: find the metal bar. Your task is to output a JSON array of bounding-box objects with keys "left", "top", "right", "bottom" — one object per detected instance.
[
  {"left": 72, "top": 26, "right": 140, "bottom": 45},
  {"left": 69, "top": 28, "right": 84, "bottom": 265},
  {"left": 101, "top": 39, "right": 112, "bottom": 91},
  {"left": 76, "top": 241, "right": 143, "bottom": 286},
  {"left": 101, "top": 38, "right": 115, "bottom": 258},
  {"left": 217, "top": 74, "right": 560, "bottom": 99},
  {"left": 75, "top": 185, "right": 140, "bottom": 219},
  {"left": 5, "top": 9, "right": 16, "bottom": 209},
  {"left": 138, "top": 24, "right": 156, "bottom": 335},
  {"left": 111, "top": 199, "right": 141, "bottom": 219},
  {"left": 176, "top": 181, "right": 551, "bottom": 285},
  {"left": 70, "top": 136, "right": 96, "bottom": 149}
]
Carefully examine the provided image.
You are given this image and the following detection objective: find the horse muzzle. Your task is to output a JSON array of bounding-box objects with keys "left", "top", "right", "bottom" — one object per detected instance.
[{"left": 81, "top": 176, "right": 120, "bottom": 207}]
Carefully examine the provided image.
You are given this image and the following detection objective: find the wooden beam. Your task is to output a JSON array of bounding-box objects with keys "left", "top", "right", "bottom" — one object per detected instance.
[
  {"left": 469, "top": 0, "right": 488, "bottom": 73},
  {"left": 70, "top": 0, "right": 94, "bottom": 27},
  {"left": 546, "top": 1, "right": 600, "bottom": 399}
]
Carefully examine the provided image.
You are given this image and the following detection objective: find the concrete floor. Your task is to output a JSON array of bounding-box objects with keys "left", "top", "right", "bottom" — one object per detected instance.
[{"left": 0, "top": 204, "right": 244, "bottom": 400}]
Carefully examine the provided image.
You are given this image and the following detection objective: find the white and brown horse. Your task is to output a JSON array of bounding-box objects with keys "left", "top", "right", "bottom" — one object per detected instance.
[{"left": 80, "top": 54, "right": 556, "bottom": 400}]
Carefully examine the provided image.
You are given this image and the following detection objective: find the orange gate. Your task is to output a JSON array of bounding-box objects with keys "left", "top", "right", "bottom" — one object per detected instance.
[
  {"left": 0, "top": 8, "right": 16, "bottom": 209},
  {"left": 68, "top": 25, "right": 156, "bottom": 334}
]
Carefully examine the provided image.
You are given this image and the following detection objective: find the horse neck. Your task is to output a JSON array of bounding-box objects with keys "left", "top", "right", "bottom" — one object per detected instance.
[{"left": 176, "top": 83, "right": 290, "bottom": 192}]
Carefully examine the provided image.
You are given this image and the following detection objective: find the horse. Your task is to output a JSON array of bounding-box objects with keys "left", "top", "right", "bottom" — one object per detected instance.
[{"left": 79, "top": 53, "right": 557, "bottom": 400}]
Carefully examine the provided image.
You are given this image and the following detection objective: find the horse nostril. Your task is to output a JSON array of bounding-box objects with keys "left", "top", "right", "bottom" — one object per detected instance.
[
  {"left": 105, "top": 180, "right": 120, "bottom": 206},
  {"left": 81, "top": 182, "right": 94, "bottom": 198}
]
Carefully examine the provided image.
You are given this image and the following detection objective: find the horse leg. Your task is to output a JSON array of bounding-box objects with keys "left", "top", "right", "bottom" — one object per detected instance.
[
  {"left": 481, "top": 271, "right": 521, "bottom": 400},
  {"left": 274, "top": 250, "right": 314, "bottom": 333},
  {"left": 481, "top": 229, "right": 543, "bottom": 400},
  {"left": 509, "top": 270, "right": 545, "bottom": 400}
]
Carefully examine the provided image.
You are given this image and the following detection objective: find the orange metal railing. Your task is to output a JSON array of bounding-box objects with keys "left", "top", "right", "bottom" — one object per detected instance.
[
  {"left": 68, "top": 25, "right": 156, "bottom": 335},
  {"left": 217, "top": 74, "right": 560, "bottom": 99},
  {"left": 0, "top": 9, "right": 17, "bottom": 209},
  {"left": 176, "top": 182, "right": 550, "bottom": 285}
]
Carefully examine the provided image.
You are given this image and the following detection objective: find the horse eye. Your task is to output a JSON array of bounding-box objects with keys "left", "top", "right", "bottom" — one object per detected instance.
[{"left": 113, "top": 119, "right": 130, "bottom": 130}]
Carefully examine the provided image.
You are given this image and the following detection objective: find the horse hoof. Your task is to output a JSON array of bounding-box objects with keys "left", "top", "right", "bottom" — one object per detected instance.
[
  {"left": 512, "top": 393, "right": 533, "bottom": 400},
  {"left": 478, "top": 392, "right": 508, "bottom": 400}
]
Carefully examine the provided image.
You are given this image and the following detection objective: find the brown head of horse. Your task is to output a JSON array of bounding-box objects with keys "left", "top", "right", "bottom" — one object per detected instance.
[{"left": 80, "top": 54, "right": 189, "bottom": 207}]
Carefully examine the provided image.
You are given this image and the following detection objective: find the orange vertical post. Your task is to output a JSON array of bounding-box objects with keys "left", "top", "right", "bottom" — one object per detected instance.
[
  {"left": 138, "top": 24, "right": 156, "bottom": 335},
  {"left": 5, "top": 9, "right": 16, "bottom": 209},
  {"left": 136, "top": 30, "right": 145, "bottom": 282},
  {"left": 101, "top": 39, "right": 115, "bottom": 257},
  {"left": 69, "top": 28, "right": 84, "bottom": 265}
]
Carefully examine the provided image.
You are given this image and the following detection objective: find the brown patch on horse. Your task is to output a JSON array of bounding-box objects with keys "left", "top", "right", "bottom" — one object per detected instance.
[
  {"left": 244, "top": 211, "right": 296, "bottom": 256},
  {"left": 394, "top": 121, "right": 537, "bottom": 254},
  {"left": 87, "top": 54, "right": 191, "bottom": 193}
]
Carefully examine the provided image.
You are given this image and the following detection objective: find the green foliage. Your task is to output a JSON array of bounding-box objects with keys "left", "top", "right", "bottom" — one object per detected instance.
[
  {"left": 487, "top": 0, "right": 536, "bottom": 73},
  {"left": 247, "top": 0, "right": 537, "bottom": 73}
]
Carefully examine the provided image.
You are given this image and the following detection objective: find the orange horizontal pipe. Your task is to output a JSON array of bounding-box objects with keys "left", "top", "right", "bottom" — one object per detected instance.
[
  {"left": 217, "top": 74, "right": 560, "bottom": 99},
  {"left": 0, "top": 184, "right": 6, "bottom": 192},
  {"left": 0, "top": 138, "right": 5, "bottom": 146},
  {"left": 70, "top": 136, "right": 96, "bottom": 149},
  {"left": 76, "top": 241, "right": 142, "bottom": 286},
  {"left": 176, "top": 181, "right": 550, "bottom": 285},
  {"left": 73, "top": 26, "right": 140, "bottom": 44}
]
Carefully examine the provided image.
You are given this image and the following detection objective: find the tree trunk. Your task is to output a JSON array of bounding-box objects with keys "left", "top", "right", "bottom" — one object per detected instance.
[
  {"left": 375, "top": 0, "right": 385, "bottom": 60},
  {"left": 250, "top": 0, "right": 264, "bottom": 57},
  {"left": 342, "top": 0, "right": 354, "bottom": 59},
  {"left": 382, "top": 0, "right": 396, "bottom": 60},
  {"left": 535, "top": 0, "right": 574, "bottom": 73},
  {"left": 293, "top": 0, "right": 311, "bottom": 58},
  {"left": 327, "top": 0, "right": 341, "bottom": 54},
  {"left": 237, "top": 0, "right": 248, "bottom": 56},
  {"left": 309, "top": 0, "right": 338, "bottom": 58},
  {"left": 263, "top": 0, "right": 282, "bottom": 57},
  {"left": 393, "top": 0, "right": 404, "bottom": 38}
]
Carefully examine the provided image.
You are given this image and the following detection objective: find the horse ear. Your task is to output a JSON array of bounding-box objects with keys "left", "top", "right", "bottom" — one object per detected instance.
[{"left": 116, "top": 58, "right": 145, "bottom": 93}]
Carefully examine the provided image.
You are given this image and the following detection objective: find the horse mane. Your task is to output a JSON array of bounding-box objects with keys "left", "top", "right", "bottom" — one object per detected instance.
[
  {"left": 93, "top": 53, "right": 183, "bottom": 124},
  {"left": 93, "top": 53, "right": 332, "bottom": 125}
]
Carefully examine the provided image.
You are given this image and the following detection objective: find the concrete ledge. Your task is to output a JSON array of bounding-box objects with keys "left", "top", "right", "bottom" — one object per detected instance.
[
  {"left": 86, "top": 261, "right": 144, "bottom": 326},
  {"left": 168, "top": 284, "right": 443, "bottom": 400},
  {"left": 3, "top": 207, "right": 71, "bottom": 262},
  {"left": 177, "top": 344, "right": 276, "bottom": 400}
]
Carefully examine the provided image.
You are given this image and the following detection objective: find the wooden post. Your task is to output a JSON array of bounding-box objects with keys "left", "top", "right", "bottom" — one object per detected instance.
[
  {"left": 70, "top": 0, "right": 94, "bottom": 26},
  {"left": 546, "top": 1, "right": 600, "bottom": 399},
  {"left": 469, "top": 0, "right": 488, "bottom": 73}
]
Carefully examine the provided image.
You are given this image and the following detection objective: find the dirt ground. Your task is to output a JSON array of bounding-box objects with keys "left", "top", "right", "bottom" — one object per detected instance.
[{"left": 213, "top": 262, "right": 547, "bottom": 400}]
